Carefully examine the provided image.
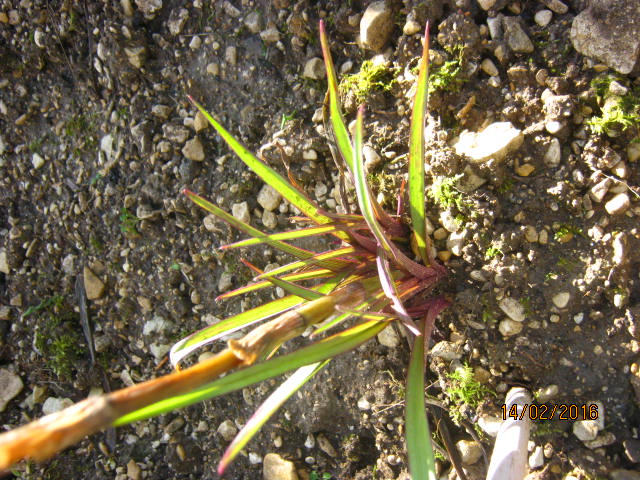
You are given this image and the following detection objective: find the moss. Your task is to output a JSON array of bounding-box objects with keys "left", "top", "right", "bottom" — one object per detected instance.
[
  {"left": 587, "top": 74, "right": 640, "bottom": 136},
  {"left": 339, "top": 60, "right": 397, "bottom": 104},
  {"left": 446, "top": 364, "right": 494, "bottom": 424},
  {"left": 429, "top": 174, "right": 465, "bottom": 210},
  {"left": 429, "top": 57, "right": 464, "bottom": 92}
]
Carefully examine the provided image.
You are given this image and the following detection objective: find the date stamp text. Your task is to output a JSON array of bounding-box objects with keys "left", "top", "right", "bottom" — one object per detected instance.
[{"left": 501, "top": 403, "right": 599, "bottom": 421}]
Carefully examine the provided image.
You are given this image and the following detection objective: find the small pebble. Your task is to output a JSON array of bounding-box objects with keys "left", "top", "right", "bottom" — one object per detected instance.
[
  {"left": 456, "top": 439, "right": 482, "bottom": 465},
  {"left": 605, "top": 193, "right": 630, "bottom": 215},
  {"left": 552, "top": 292, "right": 571, "bottom": 309},
  {"left": 499, "top": 297, "right": 526, "bottom": 322},
  {"left": 534, "top": 10, "right": 553, "bottom": 27},
  {"left": 499, "top": 318, "right": 523, "bottom": 336},
  {"left": 481, "top": 58, "right": 499, "bottom": 77}
]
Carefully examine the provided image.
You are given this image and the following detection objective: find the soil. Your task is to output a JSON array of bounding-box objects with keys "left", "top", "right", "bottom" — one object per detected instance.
[{"left": 0, "top": 1, "right": 639, "bottom": 479}]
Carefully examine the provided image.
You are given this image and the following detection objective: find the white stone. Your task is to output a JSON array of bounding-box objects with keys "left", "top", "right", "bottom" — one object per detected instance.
[
  {"left": 456, "top": 439, "right": 482, "bottom": 465},
  {"left": 257, "top": 184, "right": 282, "bottom": 212},
  {"left": 529, "top": 445, "right": 545, "bottom": 468},
  {"left": 403, "top": 17, "right": 421, "bottom": 36},
  {"left": 134, "top": 0, "right": 162, "bottom": 18},
  {"left": 499, "top": 318, "right": 524, "bottom": 336},
  {"left": 303, "top": 57, "right": 326, "bottom": 80},
  {"left": 189, "top": 35, "right": 201, "bottom": 50},
  {"left": 552, "top": 291, "right": 571, "bottom": 309},
  {"left": 244, "top": 11, "right": 261, "bottom": 34},
  {"left": 32, "top": 153, "right": 45, "bottom": 169},
  {"left": 545, "top": 120, "right": 564, "bottom": 134},
  {"left": 357, "top": 395, "right": 371, "bottom": 410},
  {"left": 42, "top": 397, "right": 73, "bottom": 415},
  {"left": 536, "top": 384, "right": 559, "bottom": 402},
  {"left": 363, "top": 145, "right": 382, "bottom": 171},
  {"left": 573, "top": 420, "right": 599, "bottom": 441},
  {"left": 543, "top": 138, "right": 562, "bottom": 167},
  {"left": 605, "top": 193, "right": 630, "bottom": 215},
  {"left": 454, "top": 122, "right": 524, "bottom": 163},
  {"left": 182, "top": 137, "right": 205, "bottom": 161},
  {"left": 217, "top": 419, "right": 238, "bottom": 442},
  {"left": 248, "top": 452, "right": 262, "bottom": 464},
  {"left": 149, "top": 343, "right": 170, "bottom": 360},
  {"left": 446, "top": 230, "right": 466, "bottom": 256},
  {"left": 499, "top": 297, "right": 526, "bottom": 322},
  {"left": 611, "top": 160, "right": 628, "bottom": 178},
  {"left": 263, "top": 453, "right": 299, "bottom": 480},
  {"left": 360, "top": 1, "right": 394, "bottom": 51},
  {"left": 231, "top": 201, "right": 250, "bottom": 224},
  {"left": 0, "top": 369, "right": 23, "bottom": 412},
  {"left": 524, "top": 225, "right": 539, "bottom": 243},
  {"left": 143, "top": 315, "right": 173, "bottom": 336},
  {"left": 612, "top": 232, "right": 627, "bottom": 265},
  {"left": 535, "top": 10, "right": 553, "bottom": 27}
]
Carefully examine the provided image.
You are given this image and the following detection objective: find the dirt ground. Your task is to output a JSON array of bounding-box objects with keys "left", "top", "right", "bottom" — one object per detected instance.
[{"left": 0, "top": 1, "right": 639, "bottom": 479}]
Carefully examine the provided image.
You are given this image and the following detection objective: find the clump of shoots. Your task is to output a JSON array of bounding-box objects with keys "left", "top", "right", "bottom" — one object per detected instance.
[{"left": 0, "top": 21, "right": 450, "bottom": 480}]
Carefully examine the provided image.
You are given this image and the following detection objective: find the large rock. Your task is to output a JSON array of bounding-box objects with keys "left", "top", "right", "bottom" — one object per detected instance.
[
  {"left": 360, "top": 1, "right": 394, "bottom": 51},
  {"left": 454, "top": 122, "right": 523, "bottom": 163},
  {"left": 263, "top": 453, "right": 298, "bottom": 480},
  {"left": 570, "top": 0, "right": 640, "bottom": 74}
]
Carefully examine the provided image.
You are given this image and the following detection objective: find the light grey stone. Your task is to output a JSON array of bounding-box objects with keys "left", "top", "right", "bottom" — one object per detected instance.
[
  {"left": 478, "top": 414, "right": 502, "bottom": 437},
  {"left": 535, "top": 384, "right": 559, "bottom": 402},
  {"left": 454, "top": 122, "right": 523, "bottom": 163},
  {"left": 257, "top": 184, "right": 282, "bottom": 212},
  {"left": 499, "top": 318, "right": 523, "bottom": 336},
  {"left": 570, "top": 0, "right": 640, "bottom": 74},
  {"left": 231, "top": 201, "right": 250, "bottom": 224},
  {"left": 360, "top": 1, "right": 394, "bottom": 51},
  {"left": 42, "top": 396, "right": 73, "bottom": 415},
  {"left": 167, "top": 8, "right": 189, "bottom": 35},
  {"left": 124, "top": 46, "right": 147, "bottom": 69},
  {"left": 0, "top": 369, "right": 23, "bottom": 412},
  {"left": 303, "top": 57, "right": 326, "bottom": 80},
  {"left": 541, "top": 0, "right": 568, "bottom": 14},
  {"left": 456, "top": 439, "right": 482, "bottom": 465},
  {"left": 262, "top": 210, "right": 278, "bottom": 229},
  {"left": 218, "top": 272, "right": 233, "bottom": 293},
  {"left": 543, "top": 138, "right": 562, "bottom": 167},
  {"left": 552, "top": 291, "right": 570, "bottom": 309},
  {"left": 143, "top": 315, "right": 173, "bottom": 336},
  {"left": 182, "top": 137, "right": 205, "bottom": 161},
  {"left": 499, "top": 297, "right": 526, "bottom": 322},
  {"left": 503, "top": 16, "right": 534, "bottom": 53},
  {"left": 431, "top": 341, "right": 462, "bottom": 361},
  {"left": 377, "top": 324, "right": 400, "bottom": 348},
  {"left": 217, "top": 419, "right": 238, "bottom": 442},
  {"left": 589, "top": 178, "right": 611, "bottom": 203},
  {"left": 447, "top": 230, "right": 466, "bottom": 257},
  {"left": 534, "top": 9, "right": 553, "bottom": 27},
  {"left": 244, "top": 11, "right": 261, "bottom": 34},
  {"left": 573, "top": 419, "right": 599, "bottom": 441}
]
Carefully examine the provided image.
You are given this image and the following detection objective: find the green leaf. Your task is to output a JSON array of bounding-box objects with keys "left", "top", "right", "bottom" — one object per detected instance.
[
  {"left": 409, "top": 23, "right": 432, "bottom": 266},
  {"left": 114, "top": 319, "right": 388, "bottom": 425},
  {"left": 319, "top": 20, "right": 354, "bottom": 172},
  {"left": 405, "top": 320, "right": 436, "bottom": 480},
  {"left": 218, "top": 361, "right": 328, "bottom": 474},
  {"left": 188, "top": 98, "right": 332, "bottom": 226}
]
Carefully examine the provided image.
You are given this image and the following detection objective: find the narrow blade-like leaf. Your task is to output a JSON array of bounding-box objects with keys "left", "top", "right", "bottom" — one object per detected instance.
[
  {"left": 115, "top": 319, "right": 388, "bottom": 425},
  {"left": 406, "top": 319, "right": 436, "bottom": 480},
  {"left": 409, "top": 23, "right": 433, "bottom": 266},
  {"left": 218, "top": 361, "right": 328, "bottom": 474},
  {"left": 188, "top": 98, "right": 332, "bottom": 226},
  {"left": 319, "top": 20, "right": 353, "bottom": 172}
]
